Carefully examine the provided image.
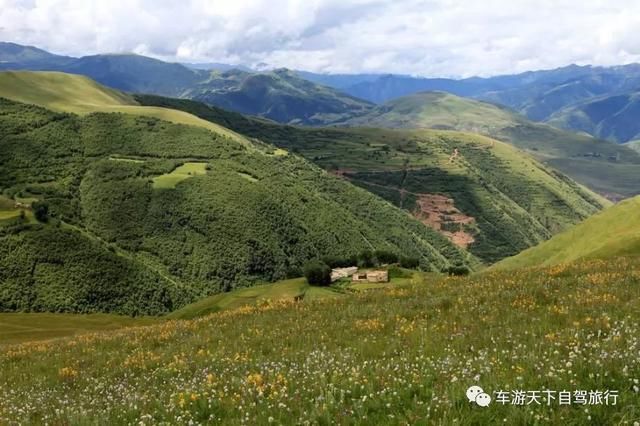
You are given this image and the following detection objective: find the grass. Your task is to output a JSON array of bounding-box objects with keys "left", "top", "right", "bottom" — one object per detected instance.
[
  {"left": 0, "top": 272, "right": 420, "bottom": 343},
  {"left": 0, "top": 257, "right": 638, "bottom": 424},
  {"left": 345, "top": 91, "right": 516, "bottom": 131},
  {"left": 152, "top": 162, "right": 208, "bottom": 189},
  {"left": 168, "top": 273, "right": 420, "bottom": 320},
  {"left": 0, "top": 71, "right": 248, "bottom": 145},
  {"left": 342, "top": 91, "right": 640, "bottom": 200},
  {"left": 0, "top": 314, "right": 158, "bottom": 345},
  {"left": 493, "top": 195, "right": 640, "bottom": 270},
  {"left": 0, "top": 195, "right": 35, "bottom": 226}
]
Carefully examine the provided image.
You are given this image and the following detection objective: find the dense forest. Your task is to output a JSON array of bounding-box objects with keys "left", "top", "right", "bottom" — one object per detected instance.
[
  {"left": 136, "top": 95, "right": 607, "bottom": 263},
  {"left": 0, "top": 98, "right": 472, "bottom": 314}
]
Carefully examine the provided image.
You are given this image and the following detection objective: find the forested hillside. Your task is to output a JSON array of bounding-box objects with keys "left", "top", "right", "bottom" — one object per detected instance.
[
  {"left": 137, "top": 95, "right": 608, "bottom": 264},
  {"left": 0, "top": 97, "right": 472, "bottom": 315}
]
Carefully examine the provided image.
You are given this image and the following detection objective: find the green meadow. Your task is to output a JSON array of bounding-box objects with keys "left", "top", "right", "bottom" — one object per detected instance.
[
  {"left": 0, "top": 258, "right": 638, "bottom": 424},
  {"left": 152, "top": 162, "right": 209, "bottom": 189}
]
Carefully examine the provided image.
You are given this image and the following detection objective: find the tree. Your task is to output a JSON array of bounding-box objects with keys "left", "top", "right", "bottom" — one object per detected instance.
[
  {"left": 399, "top": 256, "right": 420, "bottom": 269},
  {"left": 304, "top": 260, "right": 331, "bottom": 286},
  {"left": 446, "top": 265, "right": 470, "bottom": 276},
  {"left": 358, "top": 250, "right": 376, "bottom": 268},
  {"left": 32, "top": 201, "right": 49, "bottom": 223},
  {"left": 374, "top": 250, "right": 398, "bottom": 265}
]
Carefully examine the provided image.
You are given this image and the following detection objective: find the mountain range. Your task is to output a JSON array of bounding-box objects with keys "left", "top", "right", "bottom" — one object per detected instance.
[
  {"left": 6, "top": 41, "right": 640, "bottom": 143},
  {"left": 305, "top": 64, "right": 640, "bottom": 143}
]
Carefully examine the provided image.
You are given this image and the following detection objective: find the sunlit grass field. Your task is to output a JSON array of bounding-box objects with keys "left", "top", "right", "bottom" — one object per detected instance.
[
  {"left": 0, "top": 71, "right": 247, "bottom": 144},
  {"left": 152, "top": 162, "right": 209, "bottom": 189},
  {"left": 0, "top": 258, "right": 638, "bottom": 424}
]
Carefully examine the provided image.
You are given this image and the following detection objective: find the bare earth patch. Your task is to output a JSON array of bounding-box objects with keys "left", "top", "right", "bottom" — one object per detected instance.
[{"left": 412, "top": 194, "right": 476, "bottom": 248}]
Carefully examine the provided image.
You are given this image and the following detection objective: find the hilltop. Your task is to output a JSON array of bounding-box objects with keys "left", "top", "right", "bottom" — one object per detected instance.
[
  {"left": 339, "top": 91, "right": 640, "bottom": 200},
  {"left": 493, "top": 196, "right": 640, "bottom": 270},
  {"left": 0, "top": 71, "right": 242, "bottom": 141},
  {"left": 137, "top": 94, "right": 608, "bottom": 264},
  {"left": 0, "top": 44, "right": 373, "bottom": 125},
  {"left": 0, "top": 72, "right": 472, "bottom": 315}
]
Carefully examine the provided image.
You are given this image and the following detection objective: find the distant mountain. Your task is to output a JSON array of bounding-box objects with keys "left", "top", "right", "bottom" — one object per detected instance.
[
  {"left": 186, "top": 69, "right": 374, "bottom": 124},
  {"left": 182, "top": 62, "right": 252, "bottom": 72},
  {"left": 315, "top": 64, "right": 602, "bottom": 104},
  {"left": 339, "top": 91, "right": 640, "bottom": 200},
  {"left": 60, "top": 54, "right": 207, "bottom": 96},
  {"left": 546, "top": 91, "right": 640, "bottom": 143},
  {"left": 0, "top": 43, "right": 372, "bottom": 124},
  {"left": 307, "top": 64, "right": 640, "bottom": 143},
  {"left": 295, "top": 71, "right": 383, "bottom": 89},
  {"left": 0, "top": 41, "right": 73, "bottom": 68},
  {"left": 493, "top": 195, "right": 640, "bottom": 270},
  {"left": 485, "top": 65, "right": 640, "bottom": 121}
]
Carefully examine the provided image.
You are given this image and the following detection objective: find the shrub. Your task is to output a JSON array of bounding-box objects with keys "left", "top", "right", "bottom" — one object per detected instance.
[
  {"left": 388, "top": 265, "right": 412, "bottom": 279},
  {"left": 358, "top": 250, "right": 376, "bottom": 268},
  {"left": 322, "top": 256, "right": 356, "bottom": 269},
  {"left": 374, "top": 250, "right": 399, "bottom": 265},
  {"left": 399, "top": 256, "right": 420, "bottom": 269},
  {"left": 304, "top": 260, "right": 331, "bottom": 286},
  {"left": 446, "top": 265, "right": 471, "bottom": 276},
  {"left": 32, "top": 201, "right": 49, "bottom": 223}
]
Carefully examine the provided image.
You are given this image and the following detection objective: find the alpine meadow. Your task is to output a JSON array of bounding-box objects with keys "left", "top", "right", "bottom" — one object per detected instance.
[{"left": 1, "top": 3, "right": 640, "bottom": 425}]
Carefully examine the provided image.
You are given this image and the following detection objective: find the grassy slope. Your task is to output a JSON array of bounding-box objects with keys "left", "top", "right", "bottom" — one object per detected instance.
[
  {"left": 188, "top": 69, "right": 374, "bottom": 125},
  {"left": 0, "top": 270, "right": 420, "bottom": 344},
  {"left": 0, "top": 313, "right": 158, "bottom": 345},
  {"left": 0, "top": 86, "right": 472, "bottom": 315},
  {"left": 0, "top": 71, "right": 244, "bottom": 143},
  {"left": 0, "top": 256, "right": 638, "bottom": 424},
  {"left": 493, "top": 196, "right": 640, "bottom": 270},
  {"left": 341, "top": 91, "right": 640, "bottom": 200},
  {"left": 136, "top": 95, "right": 609, "bottom": 264}
]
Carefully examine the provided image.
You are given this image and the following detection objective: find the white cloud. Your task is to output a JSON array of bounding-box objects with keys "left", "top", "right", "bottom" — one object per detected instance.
[{"left": 1, "top": 0, "right": 640, "bottom": 77}]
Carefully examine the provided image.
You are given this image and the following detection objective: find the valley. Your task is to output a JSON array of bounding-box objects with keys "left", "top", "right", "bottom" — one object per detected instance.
[{"left": 1, "top": 30, "right": 640, "bottom": 425}]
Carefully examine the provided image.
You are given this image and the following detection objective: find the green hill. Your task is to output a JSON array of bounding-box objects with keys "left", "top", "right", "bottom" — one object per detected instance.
[
  {"left": 0, "top": 255, "right": 638, "bottom": 424},
  {"left": 136, "top": 95, "right": 609, "bottom": 264},
  {"left": 340, "top": 91, "right": 640, "bottom": 200},
  {"left": 493, "top": 196, "right": 640, "bottom": 270},
  {"left": 342, "top": 91, "right": 518, "bottom": 132},
  {"left": 0, "top": 45, "right": 375, "bottom": 126},
  {"left": 0, "top": 74, "right": 474, "bottom": 315},
  {"left": 0, "top": 71, "right": 243, "bottom": 142},
  {"left": 546, "top": 91, "right": 640, "bottom": 143},
  {"left": 186, "top": 68, "right": 374, "bottom": 125}
]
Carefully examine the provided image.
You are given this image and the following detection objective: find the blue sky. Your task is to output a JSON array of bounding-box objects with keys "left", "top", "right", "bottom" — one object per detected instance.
[{"left": 1, "top": 0, "right": 639, "bottom": 77}]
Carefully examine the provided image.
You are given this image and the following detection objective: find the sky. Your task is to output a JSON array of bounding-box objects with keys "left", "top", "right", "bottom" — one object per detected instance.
[{"left": 1, "top": 0, "right": 640, "bottom": 77}]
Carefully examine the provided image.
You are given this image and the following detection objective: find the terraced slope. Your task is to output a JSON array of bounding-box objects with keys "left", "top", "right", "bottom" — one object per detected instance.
[{"left": 339, "top": 91, "right": 640, "bottom": 200}]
